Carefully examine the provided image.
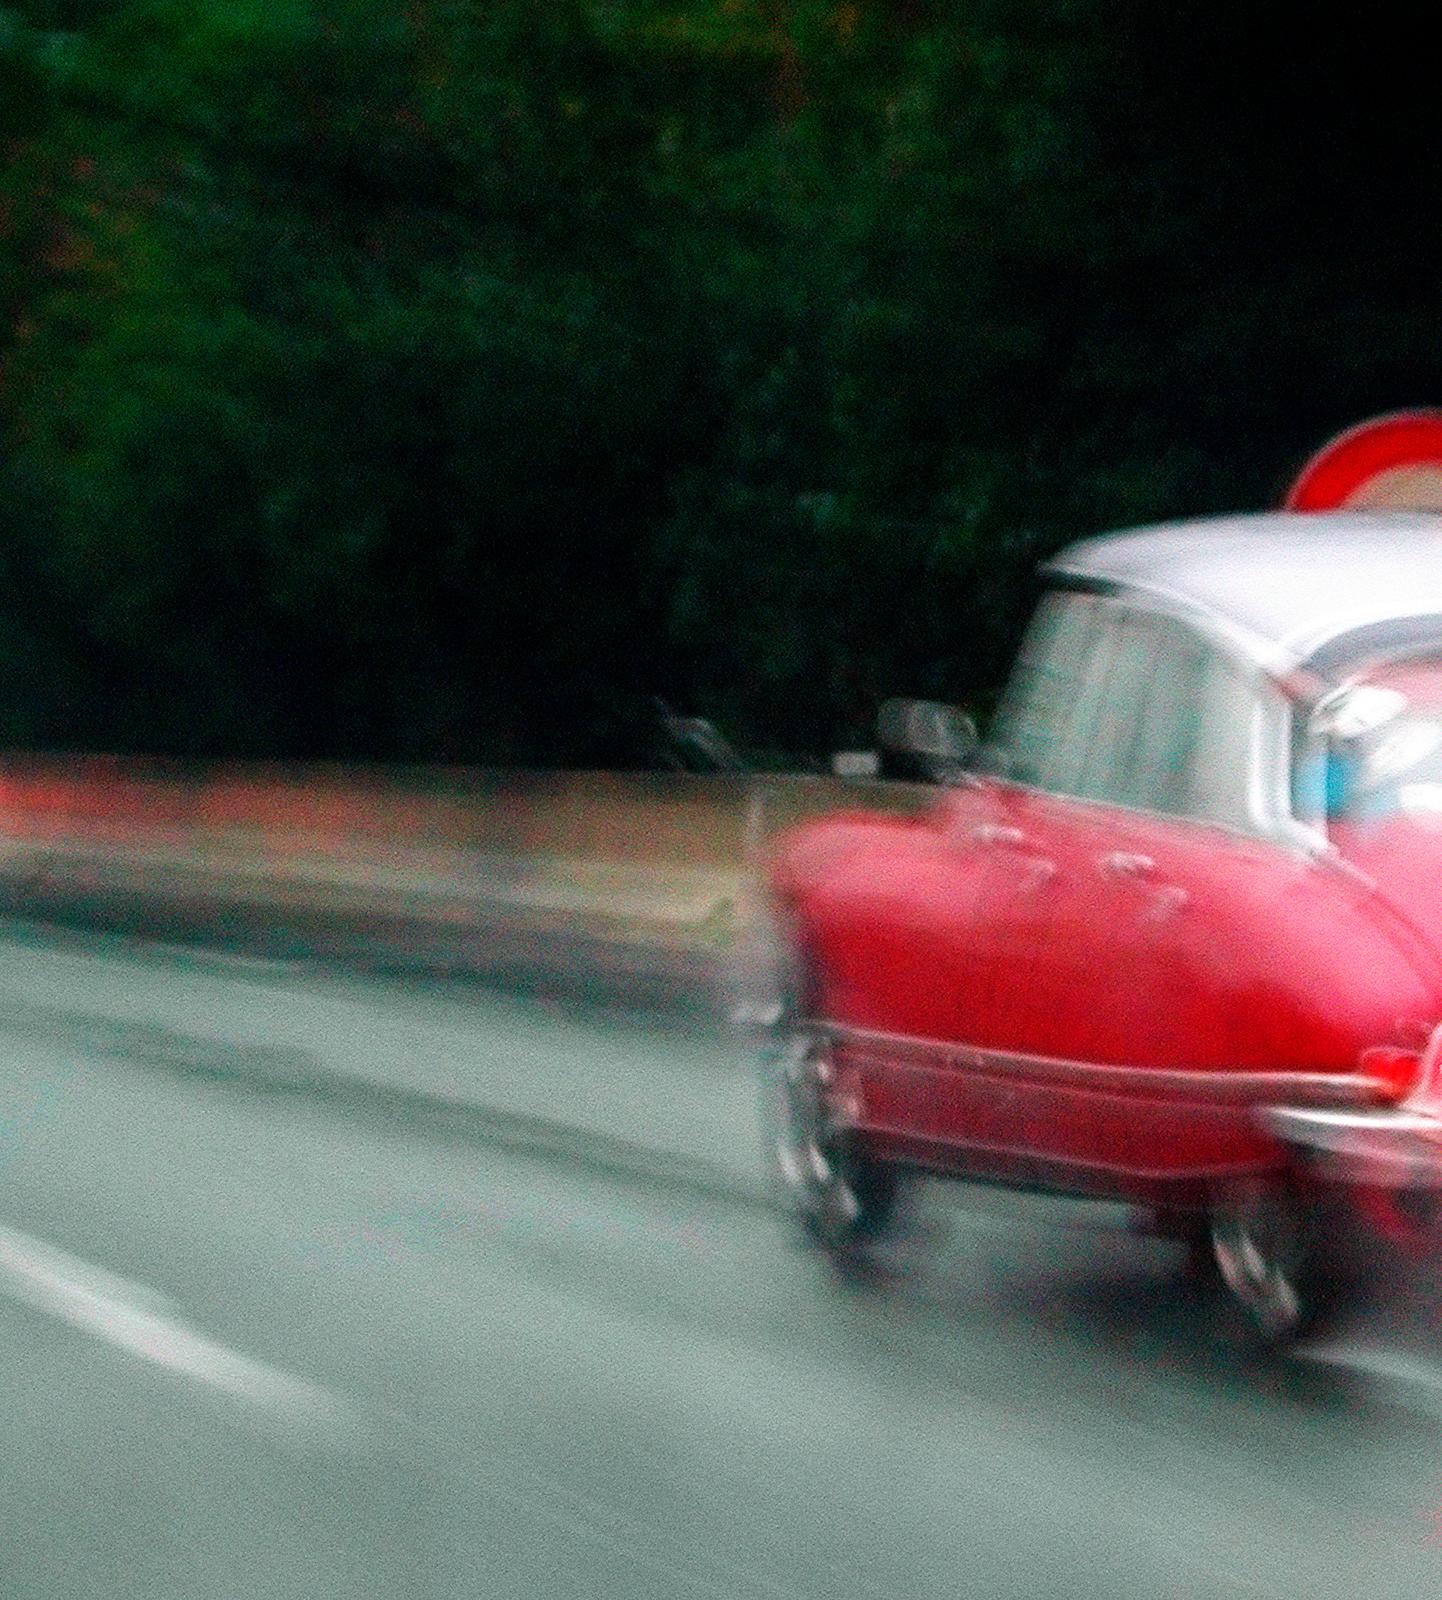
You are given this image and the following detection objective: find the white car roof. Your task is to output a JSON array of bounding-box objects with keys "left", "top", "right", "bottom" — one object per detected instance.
[{"left": 1045, "top": 511, "right": 1442, "bottom": 666}]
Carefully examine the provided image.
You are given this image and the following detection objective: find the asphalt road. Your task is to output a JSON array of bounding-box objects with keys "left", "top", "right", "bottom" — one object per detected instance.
[{"left": 4, "top": 926, "right": 1442, "bottom": 1599}]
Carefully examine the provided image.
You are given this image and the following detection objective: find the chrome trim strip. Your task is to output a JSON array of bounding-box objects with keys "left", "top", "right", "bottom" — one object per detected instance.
[
  {"left": 1263, "top": 1105, "right": 1442, "bottom": 1188},
  {"left": 1260, "top": 1019, "right": 1442, "bottom": 1186},
  {"left": 823, "top": 1021, "right": 1388, "bottom": 1109},
  {"left": 854, "top": 1125, "right": 1272, "bottom": 1189}
]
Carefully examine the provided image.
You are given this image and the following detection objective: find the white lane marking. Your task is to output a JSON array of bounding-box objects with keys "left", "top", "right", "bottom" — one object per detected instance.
[{"left": 0, "top": 1223, "right": 348, "bottom": 1429}]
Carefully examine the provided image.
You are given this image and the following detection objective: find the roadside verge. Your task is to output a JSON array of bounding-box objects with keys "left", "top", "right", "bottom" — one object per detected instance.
[{"left": 0, "top": 760, "right": 930, "bottom": 1015}]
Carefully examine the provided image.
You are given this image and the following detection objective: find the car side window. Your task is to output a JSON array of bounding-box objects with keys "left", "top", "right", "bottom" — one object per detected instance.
[
  {"left": 989, "top": 591, "right": 1112, "bottom": 791},
  {"left": 995, "top": 589, "right": 1260, "bottom": 828},
  {"left": 1081, "top": 608, "right": 1262, "bottom": 826},
  {"left": 1075, "top": 609, "right": 1209, "bottom": 814},
  {"left": 1184, "top": 647, "right": 1262, "bottom": 830}
]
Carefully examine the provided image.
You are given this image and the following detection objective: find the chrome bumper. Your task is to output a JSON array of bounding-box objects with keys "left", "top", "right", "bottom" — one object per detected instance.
[{"left": 1263, "top": 1104, "right": 1442, "bottom": 1189}]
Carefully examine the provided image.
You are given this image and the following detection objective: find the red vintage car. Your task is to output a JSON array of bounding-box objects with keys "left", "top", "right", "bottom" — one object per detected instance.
[{"left": 758, "top": 511, "right": 1442, "bottom": 1343}]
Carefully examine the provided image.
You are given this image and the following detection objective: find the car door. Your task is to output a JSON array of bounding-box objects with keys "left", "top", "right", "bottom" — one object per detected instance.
[
  {"left": 815, "top": 793, "right": 1005, "bottom": 1159},
  {"left": 988, "top": 602, "right": 1287, "bottom": 1192},
  {"left": 833, "top": 589, "right": 1111, "bottom": 1180},
  {"left": 938, "top": 588, "right": 1121, "bottom": 1178},
  {"left": 1071, "top": 633, "right": 1299, "bottom": 1186},
  {"left": 1019, "top": 606, "right": 1216, "bottom": 1073}
]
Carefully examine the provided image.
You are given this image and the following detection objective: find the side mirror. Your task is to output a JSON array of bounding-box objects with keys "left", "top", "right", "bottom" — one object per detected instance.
[{"left": 875, "top": 699, "right": 978, "bottom": 783}]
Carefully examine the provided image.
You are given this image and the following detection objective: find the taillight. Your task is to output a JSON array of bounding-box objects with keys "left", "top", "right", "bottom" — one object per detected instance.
[{"left": 1360, "top": 1044, "right": 1424, "bottom": 1104}]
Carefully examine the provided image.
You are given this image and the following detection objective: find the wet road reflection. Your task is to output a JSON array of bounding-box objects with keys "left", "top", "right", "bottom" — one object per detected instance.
[{"left": 3, "top": 927, "right": 1442, "bottom": 1599}]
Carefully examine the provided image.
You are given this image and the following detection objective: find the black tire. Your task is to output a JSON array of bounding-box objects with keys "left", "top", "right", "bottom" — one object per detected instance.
[
  {"left": 1150, "top": 1206, "right": 1216, "bottom": 1283},
  {"left": 1207, "top": 1175, "right": 1344, "bottom": 1348}
]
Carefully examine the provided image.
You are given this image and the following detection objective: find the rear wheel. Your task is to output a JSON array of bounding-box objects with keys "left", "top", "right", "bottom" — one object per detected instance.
[{"left": 1208, "top": 1176, "right": 1340, "bottom": 1347}]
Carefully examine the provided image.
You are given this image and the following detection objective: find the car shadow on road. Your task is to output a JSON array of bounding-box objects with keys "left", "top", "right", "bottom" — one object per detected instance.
[{"left": 815, "top": 1183, "right": 1442, "bottom": 1439}]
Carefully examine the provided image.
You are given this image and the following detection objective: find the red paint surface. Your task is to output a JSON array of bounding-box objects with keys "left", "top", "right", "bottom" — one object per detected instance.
[{"left": 770, "top": 776, "right": 1442, "bottom": 1203}]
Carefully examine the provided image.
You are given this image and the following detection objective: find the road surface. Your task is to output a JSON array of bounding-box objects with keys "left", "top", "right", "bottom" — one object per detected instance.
[{"left": 3, "top": 922, "right": 1442, "bottom": 1598}]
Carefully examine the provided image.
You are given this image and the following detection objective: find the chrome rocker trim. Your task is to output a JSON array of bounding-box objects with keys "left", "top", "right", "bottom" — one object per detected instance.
[
  {"left": 1262, "top": 1105, "right": 1442, "bottom": 1189},
  {"left": 1263, "top": 1024, "right": 1442, "bottom": 1189}
]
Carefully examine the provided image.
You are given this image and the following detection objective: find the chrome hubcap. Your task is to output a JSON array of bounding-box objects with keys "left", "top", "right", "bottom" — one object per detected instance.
[
  {"left": 774, "top": 1029, "right": 859, "bottom": 1229},
  {"left": 1211, "top": 1188, "right": 1305, "bottom": 1338}
]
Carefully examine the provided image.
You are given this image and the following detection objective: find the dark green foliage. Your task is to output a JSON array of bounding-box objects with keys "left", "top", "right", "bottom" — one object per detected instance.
[{"left": 1, "top": 2, "right": 1439, "bottom": 762}]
